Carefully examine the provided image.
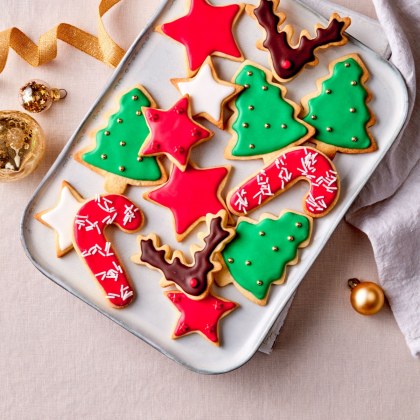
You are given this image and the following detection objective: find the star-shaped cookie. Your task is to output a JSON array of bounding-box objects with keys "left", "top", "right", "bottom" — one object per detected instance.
[
  {"left": 165, "top": 290, "right": 238, "bottom": 345},
  {"left": 140, "top": 96, "right": 213, "bottom": 171},
  {"left": 157, "top": 0, "right": 244, "bottom": 73},
  {"left": 35, "top": 181, "right": 84, "bottom": 257},
  {"left": 144, "top": 163, "right": 230, "bottom": 241},
  {"left": 172, "top": 58, "right": 243, "bottom": 128}
]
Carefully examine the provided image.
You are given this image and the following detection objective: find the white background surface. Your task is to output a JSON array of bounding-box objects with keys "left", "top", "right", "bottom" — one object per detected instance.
[{"left": 1, "top": 0, "right": 419, "bottom": 418}]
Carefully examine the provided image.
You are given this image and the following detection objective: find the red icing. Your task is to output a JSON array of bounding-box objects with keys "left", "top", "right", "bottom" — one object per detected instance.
[
  {"left": 141, "top": 97, "right": 212, "bottom": 170},
  {"left": 166, "top": 291, "right": 237, "bottom": 343},
  {"left": 160, "top": 0, "right": 243, "bottom": 72},
  {"left": 228, "top": 147, "right": 339, "bottom": 217},
  {"left": 146, "top": 164, "right": 229, "bottom": 238},
  {"left": 190, "top": 278, "right": 198, "bottom": 288},
  {"left": 281, "top": 59, "right": 292, "bottom": 69},
  {"left": 73, "top": 195, "right": 143, "bottom": 307}
]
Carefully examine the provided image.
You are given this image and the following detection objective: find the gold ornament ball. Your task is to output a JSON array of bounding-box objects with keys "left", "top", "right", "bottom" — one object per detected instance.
[
  {"left": 348, "top": 279, "right": 385, "bottom": 316},
  {"left": 0, "top": 111, "right": 45, "bottom": 181},
  {"left": 18, "top": 80, "right": 65, "bottom": 113}
]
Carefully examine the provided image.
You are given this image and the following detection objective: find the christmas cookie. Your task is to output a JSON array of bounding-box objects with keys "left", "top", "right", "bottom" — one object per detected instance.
[
  {"left": 35, "top": 181, "right": 84, "bottom": 257},
  {"left": 165, "top": 290, "right": 238, "bottom": 345},
  {"left": 73, "top": 194, "right": 144, "bottom": 308},
  {"left": 144, "top": 163, "right": 231, "bottom": 241},
  {"left": 227, "top": 146, "right": 340, "bottom": 218},
  {"left": 75, "top": 86, "right": 166, "bottom": 194},
  {"left": 139, "top": 96, "right": 213, "bottom": 171},
  {"left": 131, "top": 212, "right": 234, "bottom": 299},
  {"left": 157, "top": 0, "right": 244, "bottom": 74},
  {"left": 216, "top": 210, "right": 312, "bottom": 305},
  {"left": 247, "top": 0, "right": 351, "bottom": 82},
  {"left": 301, "top": 54, "right": 377, "bottom": 158},
  {"left": 171, "top": 58, "right": 243, "bottom": 129},
  {"left": 226, "top": 61, "right": 314, "bottom": 162}
]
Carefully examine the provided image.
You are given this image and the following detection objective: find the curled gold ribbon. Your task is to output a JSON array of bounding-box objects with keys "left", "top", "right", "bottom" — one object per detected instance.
[{"left": 0, "top": 0, "right": 126, "bottom": 73}]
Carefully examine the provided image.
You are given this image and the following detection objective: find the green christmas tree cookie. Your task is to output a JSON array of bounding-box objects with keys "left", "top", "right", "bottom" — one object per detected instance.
[
  {"left": 75, "top": 86, "right": 166, "bottom": 194},
  {"left": 301, "top": 54, "right": 377, "bottom": 158},
  {"left": 217, "top": 210, "right": 312, "bottom": 306},
  {"left": 226, "top": 61, "right": 314, "bottom": 162}
]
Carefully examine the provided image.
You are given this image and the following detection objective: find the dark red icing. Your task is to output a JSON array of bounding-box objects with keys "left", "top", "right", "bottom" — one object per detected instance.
[
  {"left": 139, "top": 216, "right": 230, "bottom": 297},
  {"left": 254, "top": 0, "right": 349, "bottom": 80}
]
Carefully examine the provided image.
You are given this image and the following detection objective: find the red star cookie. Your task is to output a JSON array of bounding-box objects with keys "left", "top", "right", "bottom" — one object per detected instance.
[
  {"left": 165, "top": 290, "right": 238, "bottom": 345},
  {"left": 144, "top": 163, "right": 230, "bottom": 241},
  {"left": 140, "top": 96, "right": 213, "bottom": 171},
  {"left": 157, "top": 0, "right": 244, "bottom": 73}
]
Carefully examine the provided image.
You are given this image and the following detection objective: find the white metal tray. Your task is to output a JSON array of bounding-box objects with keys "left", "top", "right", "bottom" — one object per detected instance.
[{"left": 21, "top": 0, "right": 408, "bottom": 373}]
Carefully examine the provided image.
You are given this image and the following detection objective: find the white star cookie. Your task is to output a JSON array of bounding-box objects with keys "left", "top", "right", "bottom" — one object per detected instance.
[
  {"left": 172, "top": 58, "right": 242, "bottom": 128},
  {"left": 35, "top": 181, "right": 84, "bottom": 257}
]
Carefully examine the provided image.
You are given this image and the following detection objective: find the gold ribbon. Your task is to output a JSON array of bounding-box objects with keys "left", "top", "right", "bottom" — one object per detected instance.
[{"left": 0, "top": 0, "right": 126, "bottom": 73}]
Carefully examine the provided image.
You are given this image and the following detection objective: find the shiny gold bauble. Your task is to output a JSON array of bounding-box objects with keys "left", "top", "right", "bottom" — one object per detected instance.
[
  {"left": 0, "top": 111, "right": 45, "bottom": 181},
  {"left": 18, "top": 80, "right": 66, "bottom": 113},
  {"left": 348, "top": 278, "right": 385, "bottom": 316}
]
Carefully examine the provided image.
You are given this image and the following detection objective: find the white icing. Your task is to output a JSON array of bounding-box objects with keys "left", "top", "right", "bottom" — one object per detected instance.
[
  {"left": 177, "top": 63, "right": 235, "bottom": 122},
  {"left": 41, "top": 186, "right": 84, "bottom": 252}
]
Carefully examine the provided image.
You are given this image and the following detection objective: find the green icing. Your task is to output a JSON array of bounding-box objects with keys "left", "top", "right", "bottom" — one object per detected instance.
[
  {"left": 83, "top": 87, "right": 162, "bottom": 181},
  {"left": 222, "top": 212, "right": 311, "bottom": 301},
  {"left": 303, "top": 57, "right": 372, "bottom": 150},
  {"left": 231, "top": 64, "right": 308, "bottom": 157}
]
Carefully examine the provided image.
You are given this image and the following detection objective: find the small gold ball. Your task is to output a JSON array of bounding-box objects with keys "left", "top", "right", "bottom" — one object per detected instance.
[
  {"left": 249, "top": 144, "right": 255, "bottom": 149},
  {"left": 132, "top": 95, "right": 139, "bottom": 100},
  {"left": 247, "top": 71, "right": 253, "bottom": 76},
  {"left": 264, "top": 123, "right": 270, "bottom": 128},
  {"left": 350, "top": 281, "right": 385, "bottom": 315},
  {"left": 119, "top": 166, "right": 125, "bottom": 172},
  {"left": 242, "top": 122, "right": 249, "bottom": 128},
  {"left": 248, "top": 105, "right": 254, "bottom": 111},
  {"left": 227, "top": 258, "right": 234, "bottom": 263},
  {"left": 117, "top": 118, "right": 123, "bottom": 123},
  {"left": 262, "top": 86, "right": 268, "bottom": 91},
  {"left": 345, "top": 62, "right": 350, "bottom": 67},
  {"left": 136, "top": 110, "right": 142, "bottom": 116},
  {"left": 259, "top": 231, "right": 265, "bottom": 236},
  {"left": 281, "top": 124, "right": 287, "bottom": 129},
  {"left": 272, "top": 246, "right": 278, "bottom": 251},
  {"left": 288, "top": 235, "right": 294, "bottom": 241},
  {"left": 245, "top": 260, "right": 251, "bottom": 266},
  {"left": 311, "top": 115, "right": 317, "bottom": 120},
  {"left": 326, "top": 89, "right": 332, "bottom": 94},
  {"left": 244, "top": 84, "right": 250, "bottom": 88},
  {"left": 350, "top": 108, "right": 356, "bottom": 113},
  {"left": 326, "top": 127, "right": 333, "bottom": 132},
  {"left": 352, "top": 136, "right": 358, "bottom": 142},
  {"left": 104, "top": 131, "right": 110, "bottom": 136},
  {"left": 101, "top": 154, "right": 107, "bottom": 160},
  {"left": 137, "top": 156, "right": 143, "bottom": 162},
  {"left": 257, "top": 280, "right": 263, "bottom": 286},
  {"left": 120, "top": 141, "right": 126, "bottom": 146},
  {"left": 295, "top": 222, "right": 302, "bottom": 227},
  {"left": 351, "top": 81, "right": 357, "bottom": 86}
]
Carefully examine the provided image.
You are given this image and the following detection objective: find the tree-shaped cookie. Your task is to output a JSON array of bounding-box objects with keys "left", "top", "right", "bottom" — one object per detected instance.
[
  {"left": 301, "top": 54, "right": 377, "bottom": 158},
  {"left": 226, "top": 61, "right": 314, "bottom": 162},
  {"left": 248, "top": 0, "right": 351, "bottom": 82},
  {"left": 75, "top": 86, "right": 166, "bottom": 194},
  {"left": 216, "top": 210, "right": 312, "bottom": 305},
  {"left": 132, "top": 212, "right": 234, "bottom": 300}
]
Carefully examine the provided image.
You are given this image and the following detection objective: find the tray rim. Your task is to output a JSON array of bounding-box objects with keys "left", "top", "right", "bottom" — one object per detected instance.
[{"left": 20, "top": 0, "right": 409, "bottom": 374}]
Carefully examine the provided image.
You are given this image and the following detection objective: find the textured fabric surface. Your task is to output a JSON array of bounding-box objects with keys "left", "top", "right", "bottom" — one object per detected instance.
[{"left": 1, "top": 1, "right": 419, "bottom": 419}]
